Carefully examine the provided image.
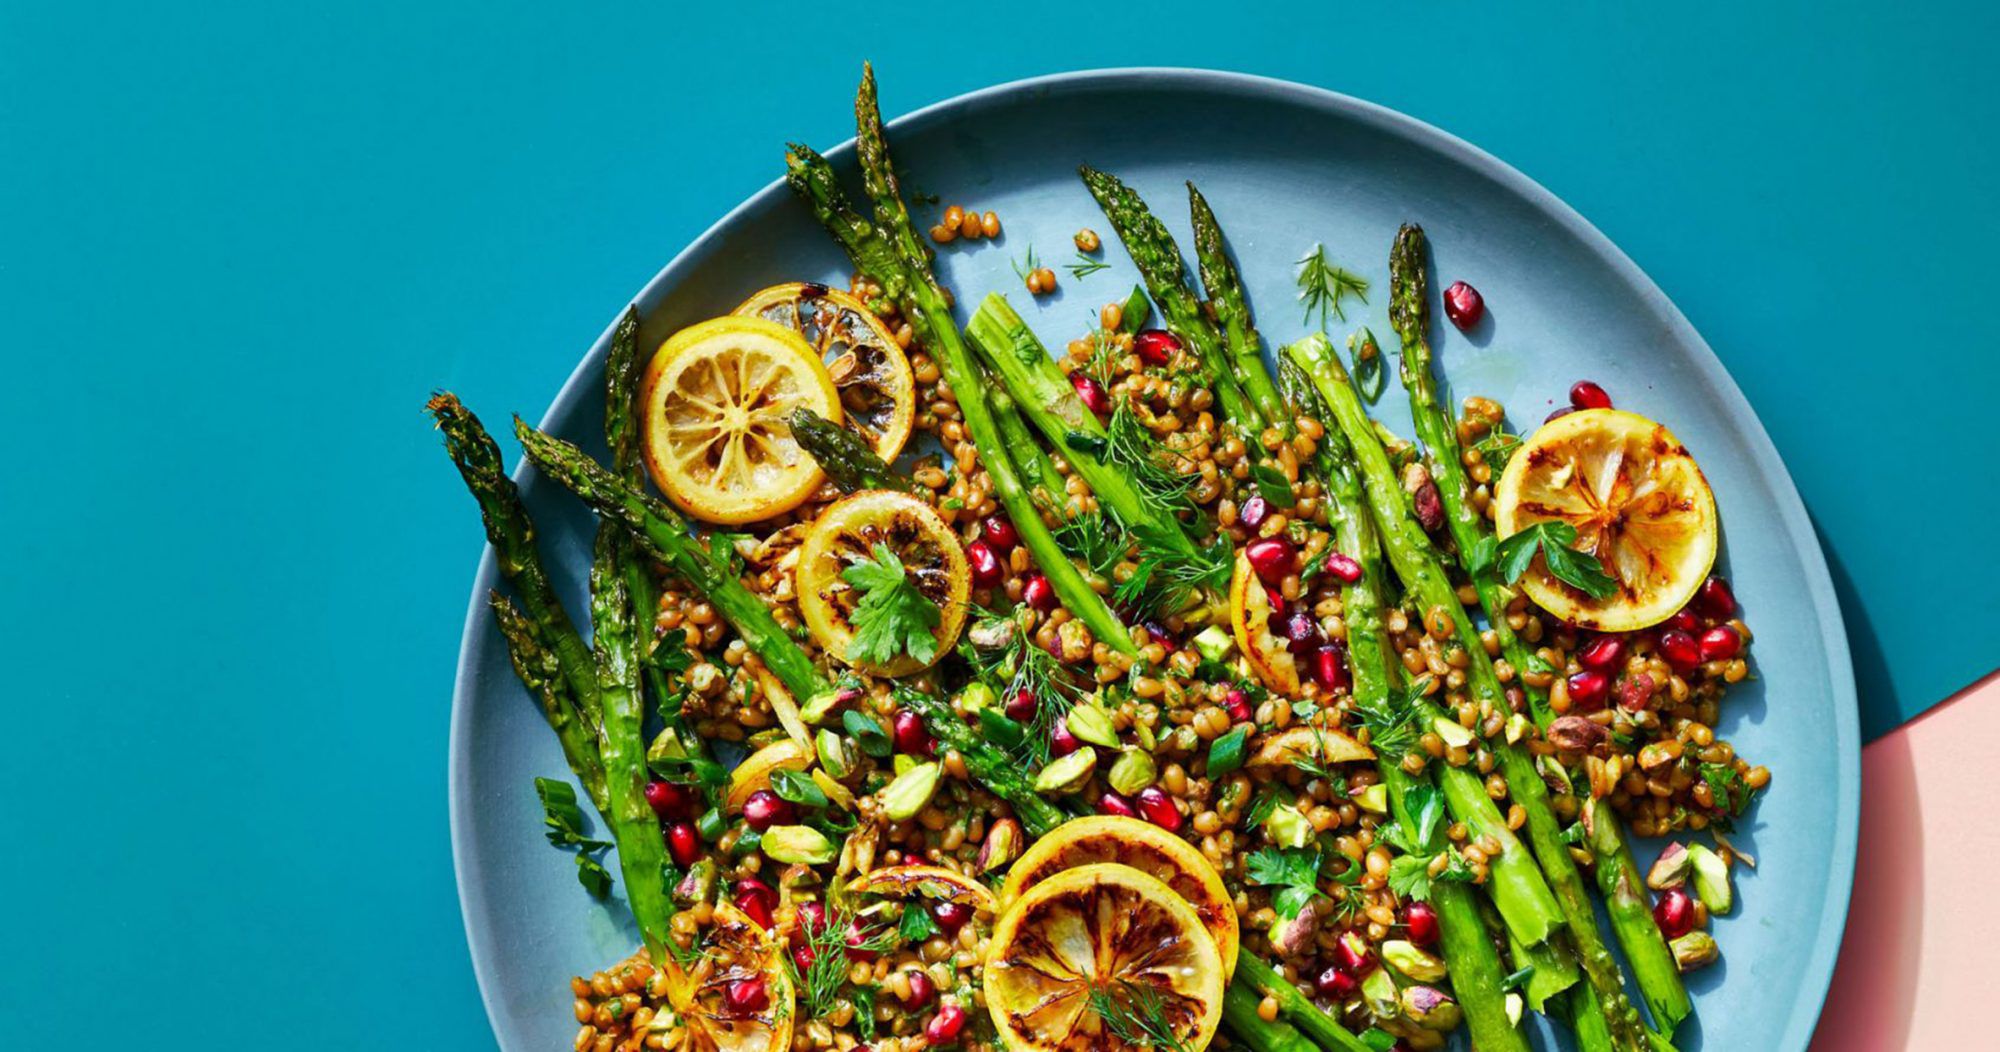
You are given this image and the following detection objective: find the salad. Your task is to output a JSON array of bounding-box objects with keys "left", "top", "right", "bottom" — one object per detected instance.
[{"left": 433, "top": 65, "right": 1766, "bottom": 1052}]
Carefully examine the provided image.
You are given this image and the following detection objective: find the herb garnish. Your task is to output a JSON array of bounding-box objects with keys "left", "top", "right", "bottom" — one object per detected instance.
[
  {"left": 842, "top": 543, "right": 942, "bottom": 665},
  {"left": 1351, "top": 675, "right": 1431, "bottom": 758},
  {"left": 1245, "top": 846, "right": 1326, "bottom": 919},
  {"left": 1065, "top": 254, "right": 1111, "bottom": 280},
  {"left": 534, "top": 777, "right": 614, "bottom": 899},
  {"left": 1474, "top": 430, "right": 1522, "bottom": 474},
  {"left": 1088, "top": 980, "right": 1193, "bottom": 1052},
  {"left": 1297, "top": 243, "right": 1369, "bottom": 330},
  {"left": 1469, "top": 521, "right": 1619, "bottom": 599}
]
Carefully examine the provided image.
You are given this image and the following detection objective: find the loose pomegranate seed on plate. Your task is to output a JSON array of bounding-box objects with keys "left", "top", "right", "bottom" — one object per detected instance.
[
  {"left": 1578, "top": 635, "right": 1625, "bottom": 670},
  {"left": 1569, "top": 380, "right": 1612, "bottom": 410},
  {"left": 1654, "top": 886, "right": 1696, "bottom": 939},
  {"left": 1096, "top": 791, "right": 1137, "bottom": 818},
  {"left": 844, "top": 920, "right": 881, "bottom": 962},
  {"left": 1322, "top": 551, "right": 1363, "bottom": 584},
  {"left": 1133, "top": 328, "right": 1180, "bottom": 365},
  {"left": 665, "top": 820, "right": 700, "bottom": 866},
  {"left": 1005, "top": 688, "right": 1038, "bottom": 721},
  {"left": 1443, "top": 280, "right": 1484, "bottom": 330},
  {"left": 1567, "top": 668, "right": 1611, "bottom": 709},
  {"left": 1284, "top": 608, "right": 1320, "bottom": 654},
  {"left": 1697, "top": 576, "right": 1737, "bottom": 618},
  {"left": 725, "top": 977, "right": 769, "bottom": 1012},
  {"left": 902, "top": 969, "right": 935, "bottom": 1005},
  {"left": 644, "top": 779, "right": 692, "bottom": 818},
  {"left": 930, "top": 899, "right": 972, "bottom": 933},
  {"left": 1334, "top": 930, "right": 1374, "bottom": 972},
  {"left": 734, "top": 878, "right": 777, "bottom": 928},
  {"left": 1050, "top": 717, "right": 1080, "bottom": 757},
  {"left": 1238, "top": 493, "right": 1270, "bottom": 530},
  {"left": 741, "top": 789, "right": 795, "bottom": 831},
  {"left": 1224, "top": 688, "right": 1254, "bottom": 722},
  {"left": 1136, "top": 786, "right": 1184, "bottom": 832},
  {"left": 1658, "top": 630, "right": 1702, "bottom": 671},
  {"left": 926, "top": 1005, "right": 968, "bottom": 1044},
  {"left": 1404, "top": 901, "right": 1440, "bottom": 947},
  {"left": 966, "top": 540, "right": 1003, "bottom": 587},
  {"left": 1315, "top": 964, "right": 1359, "bottom": 999},
  {"left": 1315, "top": 643, "right": 1349, "bottom": 691}
]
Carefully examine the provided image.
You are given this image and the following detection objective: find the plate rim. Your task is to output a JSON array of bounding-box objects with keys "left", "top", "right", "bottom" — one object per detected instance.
[{"left": 447, "top": 66, "right": 1860, "bottom": 1051}]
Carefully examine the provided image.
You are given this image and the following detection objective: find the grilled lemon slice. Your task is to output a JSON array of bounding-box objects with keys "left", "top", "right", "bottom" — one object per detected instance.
[
  {"left": 659, "top": 903, "right": 795, "bottom": 1052},
  {"left": 796, "top": 490, "right": 970, "bottom": 676},
  {"left": 734, "top": 282, "right": 916, "bottom": 463}
]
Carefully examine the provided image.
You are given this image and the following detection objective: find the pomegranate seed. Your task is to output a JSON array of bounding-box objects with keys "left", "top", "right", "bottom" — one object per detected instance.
[
  {"left": 1697, "top": 577, "right": 1737, "bottom": 619},
  {"left": 743, "top": 789, "right": 797, "bottom": 832},
  {"left": 1022, "top": 573, "right": 1056, "bottom": 611},
  {"left": 1699, "top": 625, "right": 1742, "bottom": 662},
  {"left": 1070, "top": 372, "right": 1111, "bottom": 415},
  {"left": 1322, "top": 552, "right": 1363, "bottom": 584},
  {"left": 1133, "top": 328, "right": 1181, "bottom": 365},
  {"left": 1097, "top": 791, "right": 1137, "bottom": 818},
  {"left": 725, "top": 978, "right": 769, "bottom": 1013},
  {"left": 1006, "top": 688, "right": 1039, "bottom": 721},
  {"left": 926, "top": 1005, "right": 968, "bottom": 1045},
  {"left": 1569, "top": 381, "right": 1612, "bottom": 410},
  {"left": 1315, "top": 964, "right": 1359, "bottom": 999},
  {"left": 1050, "top": 717, "right": 1080, "bottom": 757},
  {"left": 1654, "top": 886, "right": 1695, "bottom": 939},
  {"left": 1404, "top": 901, "right": 1440, "bottom": 947},
  {"left": 734, "top": 879, "right": 777, "bottom": 928},
  {"left": 1284, "top": 608, "right": 1320, "bottom": 654},
  {"left": 1668, "top": 609, "right": 1701, "bottom": 633},
  {"left": 665, "top": 820, "right": 700, "bottom": 866},
  {"left": 981, "top": 515, "right": 1019, "bottom": 553},
  {"left": 931, "top": 899, "right": 973, "bottom": 933},
  {"left": 1317, "top": 642, "right": 1351, "bottom": 691},
  {"left": 966, "top": 540, "right": 1003, "bottom": 588},
  {"left": 1141, "top": 620, "right": 1178, "bottom": 652},
  {"left": 845, "top": 920, "right": 880, "bottom": 962},
  {"left": 1238, "top": 494, "right": 1270, "bottom": 530},
  {"left": 1617, "top": 672, "right": 1657, "bottom": 712},
  {"left": 1412, "top": 482, "right": 1445, "bottom": 532},
  {"left": 1658, "top": 630, "right": 1702, "bottom": 671},
  {"left": 1245, "top": 537, "right": 1296, "bottom": 584},
  {"left": 1443, "top": 281, "right": 1484, "bottom": 330},
  {"left": 797, "top": 901, "right": 827, "bottom": 935},
  {"left": 1224, "top": 688, "right": 1254, "bottom": 723},
  {"left": 644, "top": 780, "right": 693, "bottom": 818},
  {"left": 1567, "top": 669, "right": 1611, "bottom": 710},
  {"left": 902, "top": 969, "right": 935, "bottom": 1005},
  {"left": 1136, "top": 786, "right": 1184, "bottom": 832},
  {"left": 790, "top": 942, "right": 816, "bottom": 973},
  {"left": 892, "top": 710, "right": 935, "bottom": 757},
  {"left": 1334, "top": 931, "right": 1374, "bottom": 973},
  {"left": 1578, "top": 635, "right": 1625, "bottom": 670},
  {"left": 1545, "top": 406, "right": 1575, "bottom": 424}
]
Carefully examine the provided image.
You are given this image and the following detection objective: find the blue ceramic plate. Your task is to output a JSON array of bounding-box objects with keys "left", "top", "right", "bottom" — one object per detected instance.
[{"left": 449, "top": 70, "right": 1858, "bottom": 1052}]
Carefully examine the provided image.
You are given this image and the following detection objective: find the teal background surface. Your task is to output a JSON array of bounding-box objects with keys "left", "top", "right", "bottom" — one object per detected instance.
[{"left": 3, "top": 1, "right": 1993, "bottom": 1046}]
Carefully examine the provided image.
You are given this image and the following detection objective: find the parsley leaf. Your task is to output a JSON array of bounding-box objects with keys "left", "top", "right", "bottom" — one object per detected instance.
[
  {"left": 1246, "top": 847, "right": 1324, "bottom": 919},
  {"left": 1489, "top": 521, "right": 1619, "bottom": 599},
  {"left": 898, "top": 902, "right": 941, "bottom": 944},
  {"left": 534, "top": 777, "right": 614, "bottom": 900},
  {"left": 842, "top": 543, "right": 942, "bottom": 666}
]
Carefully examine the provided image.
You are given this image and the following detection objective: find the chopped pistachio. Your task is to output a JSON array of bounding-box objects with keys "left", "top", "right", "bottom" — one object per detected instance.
[
  {"left": 1263, "top": 802, "right": 1313, "bottom": 849},
  {"left": 1193, "top": 624, "right": 1236, "bottom": 663},
  {"left": 1687, "top": 843, "right": 1733, "bottom": 914},
  {"left": 1431, "top": 716, "right": 1474, "bottom": 750},
  {"left": 815, "top": 729, "right": 854, "bottom": 779},
  {"left": 1353, "top": 783, "right": 1389, "bottom": 814},
  {"left": 1645, "top": 842, "right": 1692, "bottom": 890},
  {"left": 1400, "top": 986, "right": 1462, "bottom": 1031},
  {"left": 979, "top": 818, "right": 1023, "bottom": 873},
  {"left": 1504, "top": 712, "right": 1530, "bottom": 744},
  {"left": 957, "top": 681, "right": 997, "bottom": 714},
  {"left": 1382, "top": 940, "right": 1448, "bottom": 982},
  {"left": 761, "top": 825, "right": 835, "bottom": 864},
  {"left": 1670, "top": 930, "right": 1719, "bottom": 973},
  {"left": 1108, "top": 749, "right": 1158, "bottom": 796},
  {"left": 1066, "top": 702, "right": 1120, "bottom": 748},
  {"left": 1033, "top": 749, "right": 1097, "bottom": 794},
  {"left": 800, "top": 688, "right": 844, "bottom": 725},
  {"left": 1361, "top": 966, "right": 1399, "bottom": 1019},
  {"left": 879, "top": 762, "right": 941, "bottom": 821}
]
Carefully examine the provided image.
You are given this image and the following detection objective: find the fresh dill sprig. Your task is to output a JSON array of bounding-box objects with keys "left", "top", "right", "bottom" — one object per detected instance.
[
  {"left": 970, "top": 609, "right": 1085, "bottom": 765},
  {"left": 1351, "top": 675, "right": 1432, "bottom": 758},
  {"left": 1297, "top": 243, "right": 1369, "bottom": 330},
  {"left": 1103, "top": 400, "right": 1197, "bottom": 511},
  {"left": 1087, "top": 980, "right": 1192, "bottom": 1052},
  {"left": 1113, "top": 529, "right": 1232, "bottom": 622},
  {"left": 1075, "top": 324, "right": 1124, "bottom": 388},
  {"left": 790, "top": 904, "right": 897, "bottom": 1020},
  {"left": 1065, "top": 254, "right": 1111, "bottom": 280},
  {"left": 1054, "top": 508, "right": 1133, "bottom": 581},
  {"left": 1011, "top": 245, "right": 1040, "bottom": 281}
]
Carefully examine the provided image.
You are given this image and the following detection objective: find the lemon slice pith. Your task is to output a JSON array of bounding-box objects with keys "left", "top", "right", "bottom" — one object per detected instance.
[
  {"left": 795, "top": 490, "right": 970, "bottom": 676},
  {"left": 640, "top": 315, "right": 841, "bottom": 526},
  {"left": 985, "top": 863, "right": 1224, "bottom": 1052},
  {"left": 733, "top": 282, "right": 916, "bottom": 463},
  {"left": 1493, "top": 407, "right": 1718, "bottom": 632},
  {"left": 999, "top": 815, "right": 1239, "bottom": 977}
]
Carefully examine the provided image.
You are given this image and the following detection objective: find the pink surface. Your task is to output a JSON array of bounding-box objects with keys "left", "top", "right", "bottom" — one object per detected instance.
[{"left": 1811, "top": 671, "right": 2000, "bottom": 1049}]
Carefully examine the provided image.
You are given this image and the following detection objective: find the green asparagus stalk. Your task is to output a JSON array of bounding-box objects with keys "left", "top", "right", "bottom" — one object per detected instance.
[
  {"left": 588, "top": 527, "right": 675, "bottom": 963},
  {"left": 1286, "top": 336, "right": 1650, "bottom": 1050},
  {"left": 512, "top": 422, "right": 831, "bottom": 703},
  {"left": 788, "top": 409, "right": 915, "bottom": 495},
  {"left": 1080, "top": 166, "right": 1260, "bottom": 431},
  {"left": 1220, "top": 981, "right": 1326, "bottom": 1052},
  {"left": 1231, "top": 956, "right": 1374, "bottom": 1052},
  {"left": 895, "top": 689, "right": 1066, "bottom": 837},
  {"left": 785, "top": 68, "right": 1134, "bottom": 654},
  {"left": 1387, "top": 223, "right": 1688, "bottom": 1034},
  {"left": 966, "top": 293, "right": 1198, "bottom": 557},
  {"left": 989, "top": 390, "right": 1065, "bottom": 515},
  {"left": 490, "top": 590, "right": 606, "bottom": 811},
  {"left": 430, "top": 393, "right": 603, "bottom": 726},
  {"left": 1188, "top": 184, "right": 1288, "bottom": 429},
  {"left": 1586, "top": 797, "right": 1690, "bottom": 1033}
]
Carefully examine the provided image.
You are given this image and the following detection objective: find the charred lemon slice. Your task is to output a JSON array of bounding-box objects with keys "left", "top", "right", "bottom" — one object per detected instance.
[
  {"left": 1248, "top": 724, "right": 1374, "bottom": 772},
  {"left": 735, "top": 283, "right": 916, "bottom": 462},
  {"left": 1494, "top": 408, "right": 1718, "bottom": 632},
  {"left": 999, "top": 816, "right": 1238, "bottom": 976},
  {"left": 1228, "top": 551, "right": 1300, "bottom": 695},
  {"left": 724, "top": 739, "right": 811, "bottom": 813},
  {"left": 660, "top": 903, "right": 795, "bottom": 1052},
  {"left": 796, "top": 490, "right": 970, "bottom": 676},
  {"left": 850, "top": 864, "right": 1001, "bottom": 916},
  {"left": 640, "top": 315, "right": 841, "bottom": 525},
  {"left": 985, "top": 863, "right": 1224, "bottom": 1052}
]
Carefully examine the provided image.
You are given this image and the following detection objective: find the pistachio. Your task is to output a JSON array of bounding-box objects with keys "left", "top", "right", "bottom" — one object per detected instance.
[
  {"left": 879, "top": 763, "right": 942, "bottom": 821},
  {"left": 1263, "top": 802, "right": 1313, "bottom": 849},
  {"left": 956, "top": 681, "right": 997, "bottom": 714},
  {"left": 675, "top": 858, "right": 718, "bottom": 903},
  {"left": 1033, "top": 749, "right": 1097, "bottom": 794},
  {"left": 1504, "top": 712, "right": 1531, "bottom": 744},
  {"left": 1546, "top": 715, "right": 1609, "bottom": 752},
  {"left": 815, "top": 729, "right": 854, "bottom": 780},
  {"left": 1686, "top": 843, "right": 1733, "bottom": 915},
  {"left": 979, "top": 818, "right": 1023, "bottom": 873},
  {"left": 1269, "top": 898, "right": 1320, "bottom": 957},
  {"left": 1670, "top": 930, "right": 1719, "bottom": 973},
  {"left": 801, "top": 688, "right": 844, "bottom": 724},
  {"left": 1382, "top": 940, "right": 1448, "bottom": 983},
  {"left": 1535, "top": 752, "right": 1575, "bottom": 796},
  {"left": 1361, "top": 966, "right": 1399, "bottom": 1019},
  {"left": 1193, "top": 624, "right": 1236, "bottom": 663},
  {"left": 1066, "top": 703, "right": 1120, "bottom": 748},
  {"left": 1400, "top": 985, "right": 1462, "bottom": 1031},
  {"left": 1645, "top": 842, "right": 1692, "bottom": 890},
  {"left": 1430, "top": 716, "right": 1474, "bottom": 750},
  {"left": 967, "top": 616, "right": 1016, "bottom": 650},
  {"left": 761, "top": 825, "right": 836, "bottom": 865},
  {"left": 1108, "top": 749, "right": 1158, "bottom": 796},
  {"left": 1352, "top": 783, "right": 1389, "bottom": 815}
]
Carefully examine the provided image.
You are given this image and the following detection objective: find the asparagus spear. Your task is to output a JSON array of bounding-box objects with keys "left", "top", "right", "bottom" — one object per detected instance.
[
  {"left": 1386, "top": 224, "right": 1689, "bottom": 1034},
  {"left": 1286, "top": 336, "right": 1651, "bottom": 1051},
  {"left": 430, "top": 393, "right": 603, "bottom": 727},
  {"left": 1231, "top": 956, "right": 1375, "bottom": 1052},
  {"left": 1219, "top": 982, "right": 1328, "bottom": 1052},
  {"left": 785, "top": 68, "right": 1134, "bottom": 654},
  {"left": 512, "top": 422, "right": 831, "bottom": 703},
  {"left": 788, "top": 409, "right": 915, "bottom": 495},
  {"left": 989, "top": 390, "right": 1066, "bottom": 516},
  {"left": 490, "top": 590, "right": 606, "bottom": 811},
  {"left": 965, "top": 293, "right": 1199, "bottom": 558},
  {"left": 1188, "top": 184, "right": 1288, "bottom": 429},
  {"left": 1080, "top": 166, "right": 1260, "bottom": 431},
  {"left": 895, "top": 689, "right": 1066, "bottom": 837}
]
